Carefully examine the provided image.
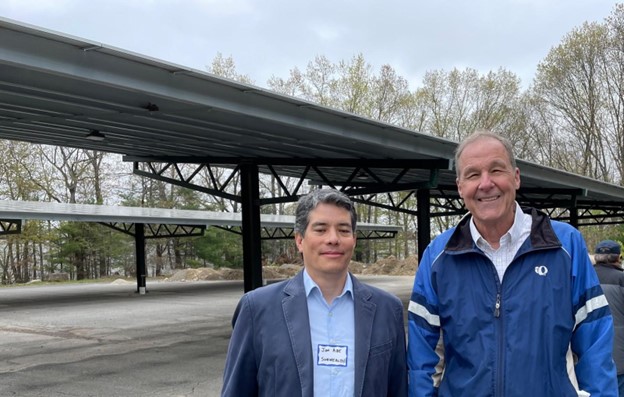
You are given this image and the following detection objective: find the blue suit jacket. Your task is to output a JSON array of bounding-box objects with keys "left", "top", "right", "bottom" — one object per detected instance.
[{"left": 221, "top": 271, "right": 408, "bottom": 397}]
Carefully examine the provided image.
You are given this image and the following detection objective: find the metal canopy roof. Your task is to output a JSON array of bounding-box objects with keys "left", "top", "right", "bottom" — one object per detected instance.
[
  {"left": 2, "top": 17, "right": 624, "bottom": 291},
  {"left": 2, "top": 16, "right": 624, "bottom": 213},
  {"left": 0, "top": 200, "right": 269, "bottom": 226},
  {"left": 0, "top": 200, "right": 400, "bottom": 238},
  {"left": 0, "top": 17, "right": 455, "bottom": 161},
  {"left": 0, "top": 199, "right": 399, "bottom": 293}
]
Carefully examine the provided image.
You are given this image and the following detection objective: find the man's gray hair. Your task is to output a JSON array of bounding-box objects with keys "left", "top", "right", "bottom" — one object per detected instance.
[
  {"left": 454, "top": 130, "right": 517, "bottom": 177},
  {"left": 294, "top": 188, "right": 357, "bottom": 237}
]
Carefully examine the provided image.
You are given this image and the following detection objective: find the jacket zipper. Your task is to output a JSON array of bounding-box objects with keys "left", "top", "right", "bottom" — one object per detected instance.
[
  {"left": 493, "top": 270, "right": 504, "bottom": 397},
  {"left": 494, "top": 293, "right": 501, "bottom": 317}
]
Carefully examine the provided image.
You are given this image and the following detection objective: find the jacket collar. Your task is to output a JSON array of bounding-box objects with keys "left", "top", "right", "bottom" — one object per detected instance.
[
  {"left": 282, "top": 272, "right": 314, "bottom": 397},
  {"left": 445, "top": 206, "right": 561, "bottom": 254}
]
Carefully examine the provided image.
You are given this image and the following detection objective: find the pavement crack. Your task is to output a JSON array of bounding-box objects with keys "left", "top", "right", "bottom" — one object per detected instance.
[{"left": 0, "top": 325, "right": 103, "bottom": 341}]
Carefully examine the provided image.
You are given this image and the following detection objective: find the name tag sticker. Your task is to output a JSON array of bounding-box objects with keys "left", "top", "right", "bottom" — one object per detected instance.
[{"left": 317, "top": 344, "right": 348, "bottom": 367}]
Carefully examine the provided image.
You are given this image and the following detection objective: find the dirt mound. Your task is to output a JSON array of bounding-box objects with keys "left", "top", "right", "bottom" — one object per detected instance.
[
  {"left": 166, "top": 256, "right": 418, "bottom": 282},
  {"left": 361, "top": 255, "right": 418, "bottom": 276},
  {"left": 219, "top": 268, "right": 244, "bottom": 280},
  {"left": 166, "top": 268, "right": 224, "bottom": 281},
  {"left": 110, "top": 278, "right": 134, "bottom": 285},
  {"left": 261, "top": 264, "right": 304, "bottom": 279}
]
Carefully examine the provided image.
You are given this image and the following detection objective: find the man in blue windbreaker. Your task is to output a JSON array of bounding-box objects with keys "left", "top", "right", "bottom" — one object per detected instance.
[{"left": 407, "top": 130, "right": 617, "bottom": 396}]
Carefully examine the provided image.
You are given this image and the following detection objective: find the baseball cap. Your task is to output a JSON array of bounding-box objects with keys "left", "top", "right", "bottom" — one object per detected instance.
[{"left": 595, "top": 240, "right": 621, "bottom": 255}]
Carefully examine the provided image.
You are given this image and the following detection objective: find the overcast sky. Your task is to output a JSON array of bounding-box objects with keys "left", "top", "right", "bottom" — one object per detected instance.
[{"left": 0, "top": 0, "right": 621, "bottom": 90}]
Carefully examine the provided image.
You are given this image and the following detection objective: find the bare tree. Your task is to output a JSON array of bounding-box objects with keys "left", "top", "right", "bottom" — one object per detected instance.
[
  {"left": 533, "top": 20, "right": 617, "bottom": 182},
  {"left": 206, "top": 52, "right": 254, "bottom": 85},
  {"left": 416, "top": 67, "right": 523, "bottom": 141}
]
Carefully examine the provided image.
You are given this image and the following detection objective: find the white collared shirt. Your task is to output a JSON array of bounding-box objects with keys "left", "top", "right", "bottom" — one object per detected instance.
[{"left": 470, "top": 202, "right": 532, "bottom": 282}]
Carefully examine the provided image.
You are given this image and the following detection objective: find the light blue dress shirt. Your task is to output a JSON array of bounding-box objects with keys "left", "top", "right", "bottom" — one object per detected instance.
[{"left": 303, "top": 269, "right": 355, "bottom": 397}]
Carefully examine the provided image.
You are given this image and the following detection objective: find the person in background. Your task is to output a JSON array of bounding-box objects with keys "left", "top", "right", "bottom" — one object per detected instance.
[
  {"left": 407, "top": 130, "right": 617, "bottom": 396},
  {"left": 221, "top": 188, "right": 408, "bottom": 397},
  {"left": 594, "top": 240, "right": 624, "bottom": 396}
]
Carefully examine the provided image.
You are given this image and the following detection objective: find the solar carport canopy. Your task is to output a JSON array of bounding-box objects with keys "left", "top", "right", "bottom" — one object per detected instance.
[
  {"left": 0, "top": 200, "right": 400, "bottom": 293},
  {"left": 0, "top": 17, "right": 623, "bottom": 210},
  {"left": 2, "top": 17, "right": 624, "bottom": 289},
  {"left": 0, "top": 199, "right": 400, "bottom": 240}
]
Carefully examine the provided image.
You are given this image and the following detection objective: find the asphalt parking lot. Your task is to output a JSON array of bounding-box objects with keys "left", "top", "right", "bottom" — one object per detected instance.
[{"left": 0, "top": 275, "right": 414, "bottom": 397}]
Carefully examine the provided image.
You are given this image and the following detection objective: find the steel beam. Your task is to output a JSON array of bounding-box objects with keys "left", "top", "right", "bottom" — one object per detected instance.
[{"left": 240, "top": 162, "right": 263, "bottom": 292}]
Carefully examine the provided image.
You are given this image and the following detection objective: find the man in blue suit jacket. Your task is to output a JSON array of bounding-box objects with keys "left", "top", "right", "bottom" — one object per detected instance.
[{"left": 221, "top": 188, "right": 408, "bottom": 397}]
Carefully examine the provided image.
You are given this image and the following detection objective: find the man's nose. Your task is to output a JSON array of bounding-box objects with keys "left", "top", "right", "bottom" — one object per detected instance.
[
  {"left": 479, "top": 173, "right": 495, "bottom": 189},
  {"left": 326, "top": 228, "right": 340, "bottom": 243}
]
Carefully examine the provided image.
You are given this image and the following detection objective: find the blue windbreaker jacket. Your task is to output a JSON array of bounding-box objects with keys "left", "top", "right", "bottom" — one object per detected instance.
[{"left": 408, "top": 207, "right": 617, "bottom": 397}]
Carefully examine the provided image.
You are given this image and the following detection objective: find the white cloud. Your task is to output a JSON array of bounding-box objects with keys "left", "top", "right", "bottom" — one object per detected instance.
[{"left": 311, "top": 24, "right": 345, "bottom": 41}]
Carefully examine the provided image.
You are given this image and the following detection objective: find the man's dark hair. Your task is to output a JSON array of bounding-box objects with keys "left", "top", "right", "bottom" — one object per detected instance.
[
  {"left": 294, "top": 188, "right": 357, "bottom": 237},
  {"left": 594, "top": 253, "right": 621, "bottom": 265}
]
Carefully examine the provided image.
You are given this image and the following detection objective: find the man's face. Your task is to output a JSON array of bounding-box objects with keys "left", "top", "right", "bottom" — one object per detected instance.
[
  {"left": 295, "top": 203, "right": 356, "bottom": 280},
  {"left": 456, "top": 137, "right": 520, "bottom": 234}
]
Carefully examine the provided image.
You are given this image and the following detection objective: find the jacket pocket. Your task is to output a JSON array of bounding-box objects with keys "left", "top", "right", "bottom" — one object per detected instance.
[{"left": 369, "top": 339, "right": 393, "bottom": 358}]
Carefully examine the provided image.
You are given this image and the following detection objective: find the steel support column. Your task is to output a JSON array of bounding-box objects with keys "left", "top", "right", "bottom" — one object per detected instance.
[
  {"left": 417, "top": 189, "right": 431, "bottom": 263},
  {"left": 569, "top": 206, "right": 579, "bottom": 229},
  {"left": 240, "top": 162, "right": 263, "bottom": 291},
  {"left": 135, "top": 223, "right": 147, "bottom": 294}
]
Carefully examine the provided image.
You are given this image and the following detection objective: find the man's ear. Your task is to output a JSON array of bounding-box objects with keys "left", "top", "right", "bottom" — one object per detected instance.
[{"left": 295, "top": 232, "right": 303, "bottom": 252}]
